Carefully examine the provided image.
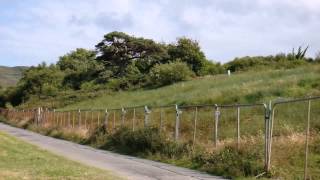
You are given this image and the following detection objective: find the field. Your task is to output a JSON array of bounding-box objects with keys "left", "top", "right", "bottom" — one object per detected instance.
[
  {"left": 58, "top": 64, "right": 320, "bottom": 110},
  {"left": 6, "top": 64, "right": 320, "bottom": 179},
  {"left": 0, "top": 131, "right": 123, "bottom": 180},
  {"left": 0, "top": 66, "right": 26, "bottom": 87}
]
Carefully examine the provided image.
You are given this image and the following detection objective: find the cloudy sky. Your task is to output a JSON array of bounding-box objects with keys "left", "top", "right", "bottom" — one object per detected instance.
[{"left": 1, "top": 0, "right": 319, "bottom": 66}]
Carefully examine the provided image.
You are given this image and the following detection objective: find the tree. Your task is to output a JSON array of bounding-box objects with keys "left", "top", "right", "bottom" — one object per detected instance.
[
  {"left": 95, "top": 31, "right": 168, "bottom": 78},
  {"left": 168, "top": 37, "right": 207, "bottom": 75},
  {"left": 19, "top": 63, "right": 63, "bottom": 98},
  {"left": 57, "top": 48, "right": 104, "bottom": 89}
]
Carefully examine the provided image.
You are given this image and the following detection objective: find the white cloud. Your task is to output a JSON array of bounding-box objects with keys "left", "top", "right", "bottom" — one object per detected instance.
[{"left": 0, "top": 0, "right": 319, "bottom": 66}]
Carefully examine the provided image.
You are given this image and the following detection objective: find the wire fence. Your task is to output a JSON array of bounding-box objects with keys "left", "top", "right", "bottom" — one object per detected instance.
[{"left": 1, "top": 96, "right": 319, "bottom": 179}]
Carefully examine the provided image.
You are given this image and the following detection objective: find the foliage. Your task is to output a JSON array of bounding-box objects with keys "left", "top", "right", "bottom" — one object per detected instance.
[
  {"left": 95, "top": 31, "right": 168, "bottom": 78},
  {"left": 148, "top": 61, "right": 194, "bottom": 87},
  {"left": 57, "top": 48, "right": 103, "bottom": 90},
  {"left": 168, "top": 37, "right": 207, "bottom": 75}
]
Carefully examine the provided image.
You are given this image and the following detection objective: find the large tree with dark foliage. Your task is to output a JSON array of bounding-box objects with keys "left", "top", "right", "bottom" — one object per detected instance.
[
  {"left": 168, "top": 37, "right": 207, "bottom": 75},
  {"left": 95, "top": 31, "right": 168, "bottom": 78}
]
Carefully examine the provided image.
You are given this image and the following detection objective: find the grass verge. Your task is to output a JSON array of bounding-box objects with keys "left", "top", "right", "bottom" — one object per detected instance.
[{"left": 0, "top": 130, "right": 124, "bottom": 180}]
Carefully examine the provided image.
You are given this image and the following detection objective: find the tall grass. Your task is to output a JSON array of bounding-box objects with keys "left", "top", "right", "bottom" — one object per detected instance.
[{"left": 61, "top": 64, "right": 320, "bottom": 110}]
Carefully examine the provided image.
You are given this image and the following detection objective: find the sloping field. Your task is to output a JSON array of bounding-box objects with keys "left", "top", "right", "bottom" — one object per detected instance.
[
  {"left": 0, "top": 66, "right": 27, "bottom": 87},
  {"left": 62, "top": 64, "right": 320, "bottom": 110}
]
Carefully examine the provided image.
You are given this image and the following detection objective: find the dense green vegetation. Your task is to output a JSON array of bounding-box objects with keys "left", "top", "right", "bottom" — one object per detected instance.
[
  {"left": 1, "top": 31, "right": 320, "bottom": 179},
  {"left": 21, "top": 64, "right": 317, "bottom": 110},
  {"left": 0, "top": 130, "right": 122, "bottom": 180},
  {"left": 1, "top": 31, "right": 318, "bottom": 109}
]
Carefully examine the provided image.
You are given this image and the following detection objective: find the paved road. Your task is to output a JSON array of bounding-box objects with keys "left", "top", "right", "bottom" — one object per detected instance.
[{"left": 0, "top": 123, "right": 225, "bottom": 180}]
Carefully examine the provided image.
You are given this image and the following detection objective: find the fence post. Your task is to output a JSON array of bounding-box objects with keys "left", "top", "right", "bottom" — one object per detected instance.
[
  {"left": 175, "top": 105, "right": 182, "bottom": 141},
  {"left": 104, "top": 109, "right": 109, "bottom": 131},
  {"left": 237, "top": 106, "right": 240, "bottom": 149},
  {"left": 113, "top": 111, "right": 116, "bottom": 130},
  {"left": 304, "top": 100, "right": 311, "bottom": 180},
  {"left": 144, "top": 106, "right": 151, "bottom": 128},
  {"left": 53, "top": 109, "right": 56, "bottom": 126},
  {"left": 37, "top": 107, "right": 41, "bottom": 125},
  {"left": 72, "top": 111, "right": 75, "bottom": 128},
  {"left": 193, "top": 107, "right": 198, "bottom": 148},
  {"left": 159, "top": 108, "right": 163, "bottom": 133},
  {"left": 132, "top": 108, "right": 136, "bottom": 131},
  {"left": 214, "top": 104, "right": 220, "bottom": 148},
  {"left": 68, "top": 111, "right": 71, "bottom": 127},
  {"left": 85, "top": 111, "right": 88, "bottom": 129},
  {"left": 264, "top": 101, "right": 273, "bottom": 173},
  {"left": 78, "top": 109, "right": 81, "bottom": 127},
  {"left": 121, "top": 108, "right": 126, "bottom": 126}
]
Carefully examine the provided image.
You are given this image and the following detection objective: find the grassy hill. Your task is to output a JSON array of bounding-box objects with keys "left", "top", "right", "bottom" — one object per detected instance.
[
  {"left": 56, "top": 64, "right": 320, "bottom": 110},
  {"left": 0, "top": 66, "right": 27, "bottom": 87}
]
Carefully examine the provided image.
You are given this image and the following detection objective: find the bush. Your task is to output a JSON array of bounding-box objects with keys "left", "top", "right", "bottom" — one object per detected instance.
[{"left": 148, "top": 62, "right": 194, "bottom": 87}]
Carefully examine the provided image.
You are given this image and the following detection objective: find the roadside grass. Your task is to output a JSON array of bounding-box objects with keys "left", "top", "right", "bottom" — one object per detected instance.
[
  {"left": 2, "top": 113, "right": 320, "bottom": 179},
  {"left": 0, "top": 131, "right": 124, "bottom": 180},
  {"left": 5, "top": 64, "right": 320, "bottom": 179}
]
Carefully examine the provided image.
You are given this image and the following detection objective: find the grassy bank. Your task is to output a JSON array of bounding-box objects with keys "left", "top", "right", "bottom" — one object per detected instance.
[
  {"left": 0, "top": 131, "right": 123, "bottom": 180},
  {"left": 17, "top": 64, "right": 320, "bottom": 110},
  {"left": 58, "top": 64, "right": 320, "bottom": 110}
]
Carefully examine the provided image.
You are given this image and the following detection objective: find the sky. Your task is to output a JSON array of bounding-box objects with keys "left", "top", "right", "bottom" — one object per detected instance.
[{"left": 0, "top": 0, "right": 320, "bottom": 67}]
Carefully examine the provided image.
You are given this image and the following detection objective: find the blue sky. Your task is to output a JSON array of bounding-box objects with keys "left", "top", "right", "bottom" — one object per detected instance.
[{"left": 0, "top": 0, "right": 320, "bottom": 67}]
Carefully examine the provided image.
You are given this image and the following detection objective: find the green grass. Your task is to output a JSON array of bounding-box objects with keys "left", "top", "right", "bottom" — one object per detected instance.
[
  {"left": 0, "top": 131, "right": 124, "bottom": 180},
  {"left": 60, "top": 64, "right": 320, "bottom": 110},
  {"left": 9, "top": 64, "right": 320, "bottom": 179},
  {"left": 0, "top": 66, "right": 26, "bottom": 87}
]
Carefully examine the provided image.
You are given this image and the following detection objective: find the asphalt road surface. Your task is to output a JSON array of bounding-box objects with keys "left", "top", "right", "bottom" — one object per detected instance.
[{"left": 0, "top": 123, "right": 225, "bottom": 180}]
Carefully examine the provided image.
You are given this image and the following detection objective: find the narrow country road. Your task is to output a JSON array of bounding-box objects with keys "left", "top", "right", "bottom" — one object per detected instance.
[{"left": 0, "top": 123, "right": 225, "bottom": 180}]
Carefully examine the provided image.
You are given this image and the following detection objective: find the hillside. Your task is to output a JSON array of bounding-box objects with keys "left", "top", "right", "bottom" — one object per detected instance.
[
  {"left": 48, "top": 64, "right": 320, "bottom": 110},
  {"left": 0, "top": 66, "right": 27, "bottom": 87}
]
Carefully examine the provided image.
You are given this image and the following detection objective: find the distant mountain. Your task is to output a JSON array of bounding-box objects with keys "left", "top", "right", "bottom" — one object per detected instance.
[{"left": 0, "top": 66, "right": 28, "bottom": 88}]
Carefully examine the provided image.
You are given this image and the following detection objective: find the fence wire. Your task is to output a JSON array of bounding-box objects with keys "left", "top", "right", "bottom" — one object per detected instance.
[{"left": 1, "top": 96, "right": 320, "bottom": 179}]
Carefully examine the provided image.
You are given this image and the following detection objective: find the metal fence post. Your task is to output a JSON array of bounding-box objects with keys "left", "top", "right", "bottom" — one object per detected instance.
[
  {"left": 304, "top": 100, "right": 311, "bottom": 180},
  {"left": 214, "top": 105, "right": 220, "bottom": 148},
  {"left": 144, "top": 106, "right": 151, "bottom": 128},
  {"left": 175, "top": 105, "right": 182, "bottom": 141},
  {"left": 85, "top": 111, "right": 88, "bottom": 129},
  {"left": 132, "top": 108, "right": 136, "bottom": 131},
  {"left": 97, "top": 111, "right": 100, "bottom": 126},
  {"left": 159, "top": 108, "right": 163, "bottom": 133},
  {"left": 121, "top": 108, "right": 126, "bottom": 126},
  {"left": 37, "top": 107, "right": 41, "bottom": 125},
  {"left": 193, "top": 107, "right": 198, "bottom": 148},
  {"left": 53, "top": 109, "right": 56, "bottom": 126},
  {"left": 78, "top": 109, "right": 81, "bottom": 127},
  {"left": 104, "top": 109, "right": 109, "bottom": 131},
  {"left": 264, "top": 101, "right": 273, "bottom": 173},
  {"left": 113, "top": 111, "right": 116, "bottom": 130},
  {"left": 68, "top": 111, "right": 71, "bottom": 127},
  {"left": 237, "top": 106, "right": 240, "bottom": 149}
]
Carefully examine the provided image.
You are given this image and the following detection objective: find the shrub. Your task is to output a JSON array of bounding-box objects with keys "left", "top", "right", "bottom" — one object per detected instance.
[{"left": 148, "top": 61, "right": 194, "bottom": 87}]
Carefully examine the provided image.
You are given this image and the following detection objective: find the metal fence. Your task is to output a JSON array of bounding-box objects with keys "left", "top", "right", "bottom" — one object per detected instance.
[{"left": 1, "top": 96, "right": 320, "bottom": 179}]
